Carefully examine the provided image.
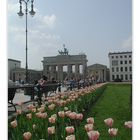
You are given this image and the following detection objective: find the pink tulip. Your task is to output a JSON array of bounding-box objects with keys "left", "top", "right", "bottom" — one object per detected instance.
[
  {"left": 87, "top": 117, "right": 94, "bottom": 124},
  {"left": 66, "top": 126, "right": 75, "bottom": 134},
  {"left": 108, "top": 128, "right": 118, "bottom": 137},
  {"left": 37, "top": 106, "right": 45, "bottom": 113},
  {"left": 49, "top": 117, "right": 56, "bottom": 124},
  {"left": 48, "top": 104, "right": 56, "bottom": 110},
  {"left": 48, "top": 126, "right": 55, "bottom": 134},
  {"left": 87, "top": 130, "right": 100, "bottom": 140},
  {"left": 104, "top": 118, "right": 114, "bottom": 127},
  {"left": 26, "top": 113, "right": 32, "bottom": 119},
  {"left": 16, "top": 109, "right": 22, "bottom": 115},
  {"left": 27, "top": 104, "right": 35, "bottom": 110},
  {"left": 69, "top": 112, "right": 77, "bottom": 119},
  {"left": 11, "top": 120, "right": 17, "bottom": 128},
  {"left": 41, "top": 112, "right": 48, "bottom": 118},
  {"left": 66, "top": 134, "right": 76, "bottom": 140},
  {"left": 76, "top": 113, "right": 83, "bottom": 120},
  {"left": 124, "top": 121, "right": 132, "bottom": 128},
  {"left": 23, "top": 132, "right": 32, "bottom": 140},
  {"left": 85, "top": 124, "right": 94, "bottom": 132},
  {"left": 65, "top": 111, "right": 72, "bottom": 117},
  {"left": 58, "top": 111, "right": 65, "bottom": 118}
]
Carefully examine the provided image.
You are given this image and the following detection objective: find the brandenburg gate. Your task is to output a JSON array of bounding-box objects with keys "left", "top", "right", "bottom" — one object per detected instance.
[{"left": 42, "top": 46, "right": 88, "bottom": 81}]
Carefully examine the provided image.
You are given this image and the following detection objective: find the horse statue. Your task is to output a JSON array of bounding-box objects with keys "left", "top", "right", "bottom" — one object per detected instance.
[{"left": 58, "top": 45, "right": 69, "bottom": 55}]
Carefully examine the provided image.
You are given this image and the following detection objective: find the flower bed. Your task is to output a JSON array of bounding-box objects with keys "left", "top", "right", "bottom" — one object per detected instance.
[{"left": 8, "top": 83, "right": 132, "bottom": 140}]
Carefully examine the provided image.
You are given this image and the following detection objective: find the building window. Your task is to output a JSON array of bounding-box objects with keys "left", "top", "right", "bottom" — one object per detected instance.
[
  {"left": 125, "top": 67, "right": 127, "bottom": 72},
  {"left": 112, "top": 75, "right": 115, "bottom": 80},
  {"left": 129, "top": 55, "right": 131, "bottom": 58},
  {"left": 129, "top": 66, "right": 132, "bottom": 72},
  {"left": 125, "top": 74, "right": 128, "bottom": 80},
  {"left": 112, "top": 67, "right": 114, "bottom": 72},
  {"left": 125, "top": 61, "right": 127, "bottom": 64},
  {"left": 124, "top": 55, "right": 127, "bottom": 58},
  {"left": 129, "top": 60, "right": 132, "bottom": 64},
  {"left": 120, "top": 61, "right": 123, "bottom": 64},
  {"left": 116, "top": 75, "right": 119, "bottom": 79},
  {"left": 111, "top": 56, "right": 114, "bottom": 59},
  {"left": 130, "top": 74, "right": 132, "bottom": 80},
  {"left": 116, "top": 56, "right": 118, "bottom": 58},
  {"left": 120, "top": 55, "right": 122, "bottom": 58},
  {"left": 112, "top": 60, "right": 118, "bottom": 66},
  {"left": 121, "top": 75, "right": 123, "bottom": 80},
  {"left": 116, "top": 67, "right": 119, "bottom": 72},
  {"left": 120, "top": 67, "right": 123, "bottom": 72}
]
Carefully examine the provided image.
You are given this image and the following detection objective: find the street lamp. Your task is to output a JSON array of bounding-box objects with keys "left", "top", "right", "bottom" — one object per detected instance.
[{"left": 17, "top": 0, "right": 35, "bottom": 83}]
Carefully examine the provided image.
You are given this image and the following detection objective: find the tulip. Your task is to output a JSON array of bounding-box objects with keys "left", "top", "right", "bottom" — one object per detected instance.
[
  {"left": 16, "top": 109, "right": 22, "bottom": 115},
  {"left": 64, "top": 107, "right": 69, "bottom": 111},
  {"left": 85, "top": 124, "right": 94, "bottom": 132},
  {"left": 124, "top": 121, "right": 132, "bottom": 128},
  {"left": 76, "top": 113, "right": 83, "bottom": 120},
  {"left": 11, "top": 120, "right": 17, "bottom": 128},
  {"left": 108, "top": 128, "right": 118, "bottom": 137},
  {"left": 66, "top": 134, "right": 76, "bottom": 140},
  {"left": 33, "top": 124, "right": 36, "bottom": 130},
  {"left": 69, "top": 112, "right": 77, "bottom": 119},
  {"left": 87, "top": 117, "right": 94, "bottom": 124},
  {"left": 104, "top": 118, "right": 114, "bottom": 127},
  {"left": 66, "top": 126, "right": 75, "bottom": 134},
  {"left": 26, "top": 113, "right": 32, "bottom": 119},
  {"left": 37, "top": 106, "right": 45, "bottom": 113},
  {"left": 49, "top": 117, "right": 56, "bottom": 124},
  {"left": 58, "top": 111, "right": 65, "bottom": 118},
  {"left": 48, "top": 104, "right": 56, "bottom": 110},
  {"left": 27, "top": 104, "right": 35, "bottom": 110},
  {"left": 87, "top": 130, "right": 100, "bottom": 140},
  {"left": 36, "top": 112, "right": 42, "bottom": 118},
  {"left": 41, "top": 112, "right": 48, "bottom": 119},
  {"left": 65, "top": 111, "right": 72, "bottom": 117},
  {"left": 23, "top": 132, "right": 32, "bottom": 140},
  {"left": 48, "top": 126, "right": 55, "bottom": 134}
]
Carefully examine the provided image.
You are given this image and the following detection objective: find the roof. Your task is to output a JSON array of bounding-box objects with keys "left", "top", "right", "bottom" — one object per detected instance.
[
  {"left": 87, "top": 63, "right": 107, "bottom": 69},
  {"left": 108, "top": 51, "right": 132, "bottom": 56},
  {"left": 8, "top": 58, "right": 21, "bottom": 63}
]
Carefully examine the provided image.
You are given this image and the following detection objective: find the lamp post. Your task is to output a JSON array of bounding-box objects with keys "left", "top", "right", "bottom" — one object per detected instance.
[{"left": 17, "top": 0, "right": 35, "bottom": 83}]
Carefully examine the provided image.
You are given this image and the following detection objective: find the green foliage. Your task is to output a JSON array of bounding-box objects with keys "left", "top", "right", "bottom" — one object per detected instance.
[{"left": 8, "top": 84, "right": 132, "bottom": 140}]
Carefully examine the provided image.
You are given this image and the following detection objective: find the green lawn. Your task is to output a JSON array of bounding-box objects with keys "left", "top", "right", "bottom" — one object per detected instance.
[{"left": 87, "top": 83, "right": 132, "bottom": 140}]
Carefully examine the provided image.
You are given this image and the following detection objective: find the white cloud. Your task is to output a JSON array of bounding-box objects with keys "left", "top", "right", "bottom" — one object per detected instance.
[{"left": 121, "top": 36, "right": 132, "bottom": 49}]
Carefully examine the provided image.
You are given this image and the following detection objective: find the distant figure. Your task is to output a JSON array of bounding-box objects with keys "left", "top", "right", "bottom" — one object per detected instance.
[
  {"left": 51, "top": 77, "right": 57, "bottom": 84},
  {"left": 39, "top": 75, "right": 47, "bottom": 86}
]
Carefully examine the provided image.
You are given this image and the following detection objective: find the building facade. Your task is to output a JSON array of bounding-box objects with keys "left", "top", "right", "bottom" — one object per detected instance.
[
  {"left": 87, "top": 63, "right": 108, "bottom": 82},
  {"left": 11, "top": 68, "right": 42, "bottom": 83},
  {"left": 8, "top": 59, "right": 21, "bottom": 80},
  {"left": 108, "top": 51, "right": 132, "bottom": 82},
  {"left": 42, "top": 54, "right": 88, "bottom": 81}
]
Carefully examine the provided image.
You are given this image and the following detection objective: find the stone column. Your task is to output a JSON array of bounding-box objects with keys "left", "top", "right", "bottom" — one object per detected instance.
[
  {"left": 82, "top": 62, "right": 87, "bottom": 79},
  {"left": 75, "top": 64, "right": 80, "bottom": 79},
  {"left": 67, "top": 64, "right": 72, "bottom": 79},
  {"left": 104, "top": 68, "right": 106, "bottom": 81},
  {"left": 50, "top": 65, "right": 56, "bottom": 80},
  {"left": 58, "top": 65, "right": 63, "bottom": 81},
  {"left": 44, "top": 65, "right": 50, "bottom": 79}
]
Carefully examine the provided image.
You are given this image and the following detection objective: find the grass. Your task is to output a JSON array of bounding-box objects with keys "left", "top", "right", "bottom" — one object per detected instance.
[{"left": 87, "top": 83, "right": 132, "bottom": 140}]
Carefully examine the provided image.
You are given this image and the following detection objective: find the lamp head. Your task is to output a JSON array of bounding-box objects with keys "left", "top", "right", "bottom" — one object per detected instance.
[
  {"left": 17, "top": 10, "right": 24, "bottom": 17},
  {"left": 29, "top": 9, "right": 35, "bottom": 16}
]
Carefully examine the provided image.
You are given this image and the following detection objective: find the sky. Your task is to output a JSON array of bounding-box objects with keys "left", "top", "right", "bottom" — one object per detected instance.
[{"left": 8, "top": 0, "right": 132, "bottom": 70}]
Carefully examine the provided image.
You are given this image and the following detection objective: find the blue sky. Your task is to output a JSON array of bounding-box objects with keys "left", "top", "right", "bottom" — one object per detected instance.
[{"left": 8, "top": 0, "right": 132, "bottom": 70}]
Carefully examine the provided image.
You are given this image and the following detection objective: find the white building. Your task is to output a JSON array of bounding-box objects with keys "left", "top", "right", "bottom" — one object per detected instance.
[
  {"left": 8, "top": 59, "right": 21, "bottom": 80},
  {"left": 108, "top": 51, "right": 132, "bottom": 82}
]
